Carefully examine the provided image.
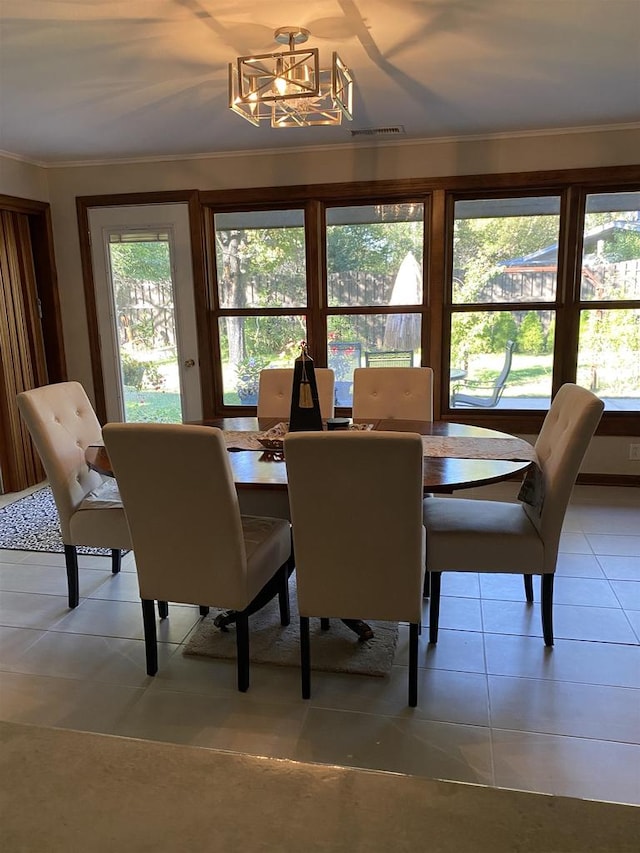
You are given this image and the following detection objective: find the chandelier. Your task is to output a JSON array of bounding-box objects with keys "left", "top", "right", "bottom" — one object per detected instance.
[{"left": 229, "top": 27, "right": 353, "bottom": 128}]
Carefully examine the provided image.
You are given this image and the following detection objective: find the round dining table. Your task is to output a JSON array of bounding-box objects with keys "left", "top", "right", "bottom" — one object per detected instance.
[
  {"left": 85, "top": 417, "right": 535, "bottom": 622},
  {"left": 86, "top": 417, "right": 533, "bottom": 495}
]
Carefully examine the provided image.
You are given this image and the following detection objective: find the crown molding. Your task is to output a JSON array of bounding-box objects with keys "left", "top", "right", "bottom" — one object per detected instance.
[{"left": 2, "top": 121, "right": 640, "bottom": 170}]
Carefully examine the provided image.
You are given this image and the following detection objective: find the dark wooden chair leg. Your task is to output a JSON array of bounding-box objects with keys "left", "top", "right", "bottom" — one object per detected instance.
[
  {"left": 300, "top": 616, "right": 311, "bottom": 699},
  {"left": 64, "top": 544, "right": 79, "bottom": 608},
  {"left": 320, "top": 618, "right": 330, "bottom": 631},
  {"left": 157, "top": 600, "right": 169, "bottom": 619},
  {"left": 141, "top": 598, "right": 158, "bottom": 675},
  {"left": 429, "top": 572, "right": 441, "bottom": 645},
  {"left": 111, "top": 549, "right": 121, "bottom": 574},
  {"left": 524, "top": 573, "right": 534, "bottom": 603},
  {"left": 278, "top": 564, "right": 290, "bottom": 626},
  {"left": 409, "top": 622, "right": 419, "bottom": 707},
  {"left": 542, "top": 574, "right": 554, "bottom": 647},
  {"left": 199, "top": 606, "right": 210, "bottom": 617},
  {"left": 423, "top": 572, "right": 430, "bottom": 599},
  {"left": 235, "top": 612, "right": 250, "bottom": 692}
]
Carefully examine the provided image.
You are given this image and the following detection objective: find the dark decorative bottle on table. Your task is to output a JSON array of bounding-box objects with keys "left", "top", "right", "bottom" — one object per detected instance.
[{"left": 289, "top": 342, "right": 323, "bottom": 432}]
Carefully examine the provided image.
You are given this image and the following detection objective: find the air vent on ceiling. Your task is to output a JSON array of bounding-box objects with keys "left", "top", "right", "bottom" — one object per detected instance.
[{"left": 350, "top": 126, "right": 406, "bottom": 137}]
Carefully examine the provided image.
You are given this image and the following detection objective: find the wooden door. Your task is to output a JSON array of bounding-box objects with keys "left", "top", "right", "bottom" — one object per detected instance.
[{"left": 0, "top": 209, "right": 48, "bottom": 491}]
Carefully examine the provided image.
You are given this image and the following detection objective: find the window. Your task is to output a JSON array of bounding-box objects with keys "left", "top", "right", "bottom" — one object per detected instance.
[
  {"left": 213, "top": 209, "right": 308, "bottom": 405},
  {"left": 326, "top": 203, "right": 424, "bottom": 405},
  {"left": 576, "top": 192, "right": 640, "bottom": 410},
  {"left": 448, "top": 196, "right": 561, "bottom": 410},
  {"left": 202, "top": 167, "right": 639, "bottom": 431}
]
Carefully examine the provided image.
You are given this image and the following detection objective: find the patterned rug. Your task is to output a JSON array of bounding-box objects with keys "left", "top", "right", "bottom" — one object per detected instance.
[
  {"left": 0, "top": 487, "right": 113, "bottom": 556},
  {"left": 184, "top": 575, "right": 399, "bottom": 677}
]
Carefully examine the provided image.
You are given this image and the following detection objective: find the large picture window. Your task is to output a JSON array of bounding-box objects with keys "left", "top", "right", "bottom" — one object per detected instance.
[
  {"left": 203, "top": 169, "right": 639, "bottom": 431},
  {"left": 213, "top": 209, "right": 308, "bottom": 405},
  {"left": 448, "top": 196, "right": 560, "bottom": 410},
  {"left": 576, "top": 192, "right": 640, "bottom": 410},
  {"left": 326, "top": 203, "right": 424, "bottom": 405}
]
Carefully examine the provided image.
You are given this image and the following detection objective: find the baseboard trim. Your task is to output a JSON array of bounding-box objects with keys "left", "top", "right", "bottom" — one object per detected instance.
[{"left": 576, "top": 473, "right": 640, "bottom": 488}]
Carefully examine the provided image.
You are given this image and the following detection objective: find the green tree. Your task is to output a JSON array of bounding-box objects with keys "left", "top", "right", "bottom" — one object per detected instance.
[{"left": 519, "top": 313, "right": 545, "bottom": 354}]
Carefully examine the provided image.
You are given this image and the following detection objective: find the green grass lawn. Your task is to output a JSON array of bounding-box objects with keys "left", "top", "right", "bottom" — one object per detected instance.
[{"left": 123, "top": 389, "right": 182, "bottom": 423}]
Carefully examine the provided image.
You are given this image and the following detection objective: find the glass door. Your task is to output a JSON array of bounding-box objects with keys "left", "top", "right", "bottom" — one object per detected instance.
[{"left": 88, "top": 204, "right": 202, "bottom": 423}]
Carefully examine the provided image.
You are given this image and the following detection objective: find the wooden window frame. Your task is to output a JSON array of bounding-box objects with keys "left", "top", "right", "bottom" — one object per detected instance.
[
  {"left": 76, "top": 166, "right": 640, "bottom": 435},
  {"left": 201, "top": 166, "right": 640, "bottom": 435}
]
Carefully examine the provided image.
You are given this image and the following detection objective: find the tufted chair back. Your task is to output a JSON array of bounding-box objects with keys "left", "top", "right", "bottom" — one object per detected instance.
[
  {"left": 422, "top": 382, "right": 604, "bottom": 647},
  {"left": 257, "top": 368, "right": 335, "bottom": 420},
  {"left": 352, "top": 367, "right": 433, "bottom": 421},
  {"left": 103, "top": 422, "right": 293, "bottom": 692},
  {"left": 524, "top": 383, "right": 605, "bottom": 572},
  {"left": 285, "top": 430, "right": 426, "bottom": 706},
  {"left": 17, "top": 382, "right": 113, "bottom": 542},
  {"left": 16, "top": 381, "right": 131, "bottom": 608}
]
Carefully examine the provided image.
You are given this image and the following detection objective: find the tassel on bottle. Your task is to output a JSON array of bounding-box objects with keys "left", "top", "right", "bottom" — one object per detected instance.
[
  {"left": 299, "top": 347, "right": 313, "bottom": 407},
  {"left": 299, "top": 380, "right": 313, "bottom": 408}
]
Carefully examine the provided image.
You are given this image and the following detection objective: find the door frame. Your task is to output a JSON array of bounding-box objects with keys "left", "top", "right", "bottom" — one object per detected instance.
[
  {"left": 0, "top": 194, "right": 66, "bottom": 383},
  {"left": 77, "top": 190, "right": 212, "bottom": 424},
  {"left": 0, "top": 193, "right": 66, "bottom": 492}
]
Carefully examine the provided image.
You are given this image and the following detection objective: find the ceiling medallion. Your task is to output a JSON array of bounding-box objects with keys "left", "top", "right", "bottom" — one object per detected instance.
[{"left": 229, "top": 26, "right": 353, "bottom": 128}]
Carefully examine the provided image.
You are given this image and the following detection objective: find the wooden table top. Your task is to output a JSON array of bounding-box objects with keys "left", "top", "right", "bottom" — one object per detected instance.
[{"left": 87, "top": 418, "right": 532, "bottom": 495}]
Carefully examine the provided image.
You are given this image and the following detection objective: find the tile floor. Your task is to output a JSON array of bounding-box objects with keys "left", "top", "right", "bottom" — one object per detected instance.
[{"left": 0, "top": 482, "right": 638, "bottom": 806}]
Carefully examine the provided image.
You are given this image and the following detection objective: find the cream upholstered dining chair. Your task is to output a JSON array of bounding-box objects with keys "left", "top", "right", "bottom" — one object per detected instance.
[
  {"left": 102, "top": 422, "right": 293, "bottom": 692},
  {"left": 352, "top": 367, "right": 434, "bottom": 421},
  {"left": 257, "top": 368, "right": 335, "bottom": 420},
  {"left": 284, "top": 431, "right": 426, "bottom": 706},
  {"left": 16, "top": 382, "right": 131, "bottom": 608},
  {"left": 422, "top": 384, "right": 604, "bottom": 646}
]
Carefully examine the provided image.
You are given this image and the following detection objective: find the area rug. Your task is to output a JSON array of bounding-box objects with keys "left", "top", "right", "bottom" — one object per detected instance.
[
  {"left": 0, "top": 487, "right": 112, "bottom": 556},
  {"left": 184, "top": 576, "right": 399, "bottom": 676}
]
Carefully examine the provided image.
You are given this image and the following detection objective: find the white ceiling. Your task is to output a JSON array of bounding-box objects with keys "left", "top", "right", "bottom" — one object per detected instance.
[{"left": 1, "top": 0, "right": 639, "bottom": 164}]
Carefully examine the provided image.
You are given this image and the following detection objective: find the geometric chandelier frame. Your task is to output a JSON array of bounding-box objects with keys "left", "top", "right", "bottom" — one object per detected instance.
[{"left": 229, "top": 27, "right": 353, "bottom": 128}]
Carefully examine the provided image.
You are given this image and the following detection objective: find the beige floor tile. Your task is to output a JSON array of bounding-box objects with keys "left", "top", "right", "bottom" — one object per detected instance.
[
  {"left": 492, "top": 729, "right": 640, "bottom": 805},
  {"left": 587, "top": 534, "right": 640, "bottom": 557},
  {"left": 570, "top": 486, "right": 638, "bottom": 507},
  {"left": 396, "top": 626, "right": 487, "bottom": 674},
  {"left": 0, "top": 590, "right": 70, "bottom": 630},
  {"left": 291, "top": 707, "right": 494, "bottom": 784},
  {"left": 484, "top": 633, "right": 640, "bottom": 688},
  {"left": 51, "top": 598, "right": 202, "bottom": 642},
  {"left": 625, "top": 610, "right": 640, "bottom": 642},
  {"left": 488, "top": 674, "right": 640, "bottom": 742},
  {"left": 481, "top": 599, "right": 638, "bottom": 643},
  {"left": 611, "top": 580, "right": 640, "bottom": 611},
  {"left": 306, "top": 665, "right": 490, "bottom": 726},
  {"left": 0, "top": 561, "right": 107, "bottom": 598},
  {"left": 598, "top": 555, "right": 640, "bottom": 581},
  {"left": 435, "top": 572, "right": 480, "bottom": 598},
  {"left": 576, "top": 506, "right": 640, "bottom": 535},
  {"left": 0, "top": 670, "right": 143, "bottom": 733},
  {"left": 554, "top": 552, "right": 605, "bottom": 578},
  {"left": 4, "top": 630, "right": 178, "bottom": 686},
  {"left": 481, "top": 574, "right": 620, "bottom": 608},
  {"left": 427, "top": 594, "right": 483, "bottom": 633},
  {"left": 0, "top": 549, "right": 30, "bottom": 564},
  {"left": 88, "top": 571, "right": 141, "bottom": 602},
  {"left": 558, "top": 531, "right": 594, "bottom": 554},
  {"left": 0, "top": 625, "right": 45, "bottom": 667},
  {"left": 17, "top": 551, "right": 111, "bottom": 570},
  {"left": 146, "top": 648, "right": 303, "bottom": 702},
  {"left": 113, "top": 687, "right": 308, "bottom": 757}
]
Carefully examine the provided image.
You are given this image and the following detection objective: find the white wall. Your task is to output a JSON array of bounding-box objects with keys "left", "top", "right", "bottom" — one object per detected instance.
[
  {"left": 0, "top": 154, "right": 49, "bottom": 202},
  {"left": 4, "top": 126, "right": 640, "bottom": 477}
]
